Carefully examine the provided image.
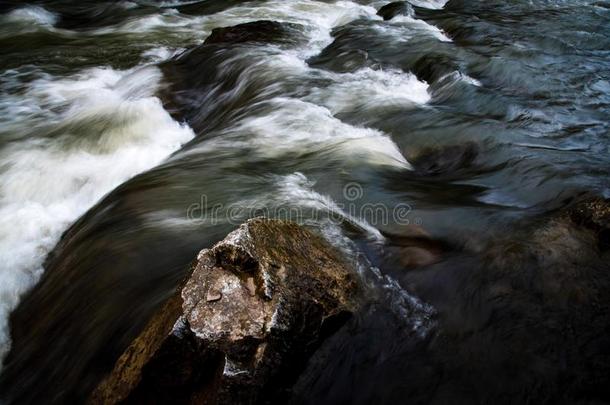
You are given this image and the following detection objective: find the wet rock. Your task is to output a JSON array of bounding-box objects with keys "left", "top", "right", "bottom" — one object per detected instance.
[
  {"left": 89, "top": 218, "right": 361, "bottom": 405},
  {"left": 204, "top": 20, "right": 300, "bottom": 45},
  {"left": 377, "top": 2, "right": 415, "bottom": 21},
  {"left": 176, "top": 0, "right": 253, "bottom": 16},
  {"left": 567, "top": 196, "right": 610, "bottom": 250},
  {"left": 412, "top": 53, "right": 461, "bottom": 84},
  {"left": 411, "top": 142, "right": 480, "bottom": 176},
  {"left": 308, "top": 48, "right": 377, "bottom": 74},
  {"left": 159, "top": 20, "right": 303, "bottom": 135},
  {"left": 306, "top": 21, "right": 390, "bottom": 74},
  {"left": 380, "top": 225, "right": 446, "bottom": 270}
]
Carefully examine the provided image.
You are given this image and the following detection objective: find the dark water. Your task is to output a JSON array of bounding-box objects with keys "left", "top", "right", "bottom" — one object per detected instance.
[{"left": 0, "top": 0, "right": 609, "bottom": 403}]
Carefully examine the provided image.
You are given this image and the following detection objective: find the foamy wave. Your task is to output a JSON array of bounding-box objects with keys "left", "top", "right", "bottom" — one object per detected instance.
[
  {"left": 274, "top": 172, "right": 384, "bottom": 241},
  {"left": 0, "top": 66, "right": 194, "bottom": 362},
  {"left": 142, "top": 46, "right": 185, "bottom": 63},
  {"left": 393, "top": 15, "right": 451, "bottom": 41},
  {"left": 225, "top": 97, "right": 411, "bottom": 169},
  {"left": 438, "top": 71, "right": 482, "bottom": 87},
  {"left": 146, "top": 171, "right": 386, "bottom": 240},
  {"left": 374, "top": 270, "right": 436, "bottom": 336},
  {"left": 99, "top": 0, "right": 377, "bottom": 58},
  {"left": 308, "top": 67, "right": 431, "bottom": 113},
  {"left": 3, "top": 6, "right": 58, "bottom": 27},
  {"left": 374, "top": 14, "right": 452, "bottom": 42}
]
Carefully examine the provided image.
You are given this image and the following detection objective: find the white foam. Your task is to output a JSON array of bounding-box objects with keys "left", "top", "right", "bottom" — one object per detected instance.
[
  {"left": 458, "top": 73, "right": 482, "bottom": 87},
  {"left": 165, "top": 44, "right": 428, "bottom": 169},
  {"left": 142, "top": 46, "right": 185, "bottom": 63},
  {"left": 101, "top": 0, "right": 376, "bottom": 58},
  {"left": 169, "top": 46, "right": 421, "bottom": 170},
  {"left": 198, "top": 0, "right": 376, "bottom": 57},
  {"left": 375, "top": 14, "right": 452, "bottom": 42},
  {"left": 3, "top": 6, "right": 58, "bottom": 27},
  {"left": 437, "top": 71, "right": 482, "bottom": 87},
  {"left": 308, "top": 67, "right": 431, "bottom": 113},
  {"left": 394, "top": 15, "right": 451, "bottom": 41},
  {"left": 273, "top": 172, "right": 385, "bottom": 241},
  {"left": 378, "top": 273, "right": 436, "bottom": 336},
  {"left": 226, "top": 97, "right": 411, "bottom": 169},
  {"left": 0, "top": 70, "right": 52, "bottom": 135},
  {"left": 0, "top": 66, "right": 194, "bottom": 361}
]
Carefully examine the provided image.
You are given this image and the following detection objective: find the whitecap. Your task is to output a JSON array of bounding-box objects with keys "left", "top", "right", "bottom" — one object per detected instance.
[
  {"left": 141, "top": 46, "right": 185, "bottom": 63},
  {"left": 308, "top": 67, "right": 431, "bottom": 113},
  {"left": 100, "top": 0, "right": 377, "bottom": 59},
  {"left": 225, "top": 97, "right": 411, "bottom": 169},
  {"left": 272, "top": 172, "right": 385, "bottom": 241},
  {"left": 3, "top": 6, "right": 58, "bottom": 27},
  {"left": 0, "top": 66, "right": 194, "bottom": 362},
  {"left": 372, "top": 13, "right": 452, "bottom": 44}
]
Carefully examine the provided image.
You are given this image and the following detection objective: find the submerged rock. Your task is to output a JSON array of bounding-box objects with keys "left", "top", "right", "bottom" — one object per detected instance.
[
  {"left": 411, "top": 141, "right": 480, "bottom": 176},
  {"left": 89, "top": 218, "right": 361, "bottom": 405},
  {"left": 203, "top": 20, "right": 300, "bottom": 45},
  {"left": 412, "top": 53, "right": 460, "bottom": 84},
  {"left": 159, "top": 20, "right": 304, "bottom": 135},
  {"left": 306, "top": 26, "right": 381, "bottom": 74},
  {"left": 381, "top": 225, "right": 447, "bottom": 270},
  {"left": 291, "top": 197, "right": 610, "bottom": 404},
  {"left": 567, "top": 197, "right": 610, "bottom": 250},
  {"left": 377, "top": 2, "right": 415, "bottom": 21}
]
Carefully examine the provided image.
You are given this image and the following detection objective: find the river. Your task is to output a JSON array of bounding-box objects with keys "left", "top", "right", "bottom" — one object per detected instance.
[{"left": 0, "top": 0, "right": 609, "bottom": 403}]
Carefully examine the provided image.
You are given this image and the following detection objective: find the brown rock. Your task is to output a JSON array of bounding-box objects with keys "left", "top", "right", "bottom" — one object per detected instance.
[
  {"left": 380, "top": 225, "right": 446, "bottom": 270},
  {"left": 410, "top": 142, "right": 480, "bottom": 176},
  {"left": 89, "top": 218, "right": 361, "bottom": 405}
]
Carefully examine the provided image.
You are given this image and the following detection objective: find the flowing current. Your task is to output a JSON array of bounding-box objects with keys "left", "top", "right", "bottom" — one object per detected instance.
[{"left": 0, "top": 0, "right": 609, "bottom": 403}]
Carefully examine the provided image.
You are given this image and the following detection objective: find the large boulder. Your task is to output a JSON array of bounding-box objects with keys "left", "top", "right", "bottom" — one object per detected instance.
[{"left": 89, "top": 218, "right": 361, "bottom": 404}]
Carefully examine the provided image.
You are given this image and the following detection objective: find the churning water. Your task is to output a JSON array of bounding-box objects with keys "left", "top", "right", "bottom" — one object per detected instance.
[{"left": 0, "top": 0, "right": 609, "bottom": 403}]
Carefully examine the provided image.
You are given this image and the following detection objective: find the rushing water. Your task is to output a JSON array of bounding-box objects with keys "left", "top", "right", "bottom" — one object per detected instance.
[{"left": 0, "top": 0, "right": 609, "bottom": 403}]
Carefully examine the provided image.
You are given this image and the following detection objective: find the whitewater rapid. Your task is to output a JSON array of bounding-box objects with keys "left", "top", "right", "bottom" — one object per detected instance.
[
  {"left": 0, "top": 0, "right": 449, "bottom": 364},
  {"left": 0, "top": 65, "right": 194, "bottom": 360}
]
